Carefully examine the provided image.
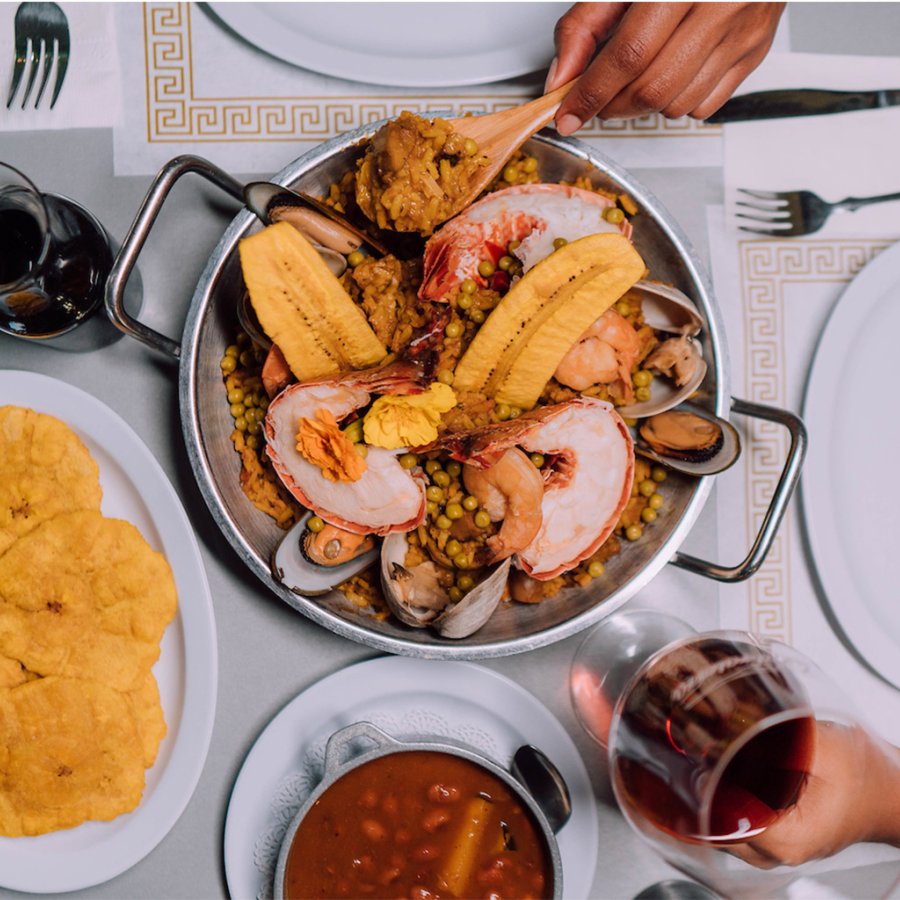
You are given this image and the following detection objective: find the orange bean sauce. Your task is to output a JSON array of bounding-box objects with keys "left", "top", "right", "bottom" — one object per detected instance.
[{"left": 283, "top": 750, "right": 553, "bottom": 899}]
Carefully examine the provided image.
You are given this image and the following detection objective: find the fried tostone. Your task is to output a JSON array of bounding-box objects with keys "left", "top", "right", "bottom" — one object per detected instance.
[
  {"left": 0, "top": 510, "right": 177, "bottom": 692},
  {"left": 0, "top": 676, "right": 147, "bottom": 836},
  {"left": 0, "top": 406, "right": 103, "bottom": 556},
  {"left": 127, "top": 672, "right": 167, "bottom": 769}
]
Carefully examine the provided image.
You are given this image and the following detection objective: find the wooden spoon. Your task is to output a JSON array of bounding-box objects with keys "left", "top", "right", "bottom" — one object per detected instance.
[{"left": 367, "top": 81, "right": 574, "bottom": 228}]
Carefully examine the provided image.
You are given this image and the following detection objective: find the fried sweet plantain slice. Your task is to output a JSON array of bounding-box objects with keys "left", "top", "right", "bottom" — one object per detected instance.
[
  {"left": 0, "top": 677, "right": 146, "bottom": 836},
  {"left": 0, "top": 511, "right": 177, "bottom": 693},
  {"left": 0, "top": 406, "right": 103, "bottom": 556}
]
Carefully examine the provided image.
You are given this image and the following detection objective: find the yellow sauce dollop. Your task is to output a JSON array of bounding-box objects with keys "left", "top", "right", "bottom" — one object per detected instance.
[{"left": 363, "top": 383, "right": 457, "bottom": 450}]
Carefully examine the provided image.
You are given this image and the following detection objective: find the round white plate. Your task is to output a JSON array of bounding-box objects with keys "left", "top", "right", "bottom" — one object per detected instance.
[
  {"left": 206, "top": 2, "right": 561, "bottom": 88},
  {"left": 0, "top": 370, "right": 218, "bottom": 893},
  {"left": 801, "top": 241, "right": 900, "bottom": 689},
  {"left": 224, "top": 656, "right": 598, "bottom": 900}
]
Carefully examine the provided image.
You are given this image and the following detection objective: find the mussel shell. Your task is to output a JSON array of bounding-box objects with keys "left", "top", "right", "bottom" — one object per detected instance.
[
  {"left": 633, "top": 405, "right": 741, "bottom": 476},
  {"left": 380, "top": 532, "right": 510, "bottom": 639},
  {"left": 271, "top": 512, "right": 379, "bottom": 597}
]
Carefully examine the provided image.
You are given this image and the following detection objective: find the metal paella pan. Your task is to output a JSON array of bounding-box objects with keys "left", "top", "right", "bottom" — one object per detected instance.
[{"left": 106, "top": 125, "right": 805, "bottom": 659}]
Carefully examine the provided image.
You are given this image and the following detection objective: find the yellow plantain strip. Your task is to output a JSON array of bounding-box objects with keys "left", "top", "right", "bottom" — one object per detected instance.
[
  {"left": 238, "top": 223, "right": 385, "bottom": 382},
  {"left": 453, "top": 233, "right": 644, "bottom": 405}
]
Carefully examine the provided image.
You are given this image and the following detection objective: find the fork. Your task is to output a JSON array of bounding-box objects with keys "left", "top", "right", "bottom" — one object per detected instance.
[
  {"left": 6, "top": 2, "right": 70, "bottom": 110},
  {"left": 735, "top": 187, "right": 900, "bottom": 237}
]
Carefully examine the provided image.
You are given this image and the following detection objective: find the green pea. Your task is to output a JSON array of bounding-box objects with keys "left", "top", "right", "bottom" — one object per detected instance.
[
  {"left": 588, "top": 560, "right": 605, "bottom": 578},
  {"left": 445, "top": 539, "right": 462, "bottom": 558},
  {"left": 244, "top": 393, "right": 257, "bottom": 408},
  {"left": 463, "top": 138, "right": 478, "bottom": 157},
  {"left": 454, "top": 553, "right": 471, "bottom": 569},
  {"left": 615, "top": 300, "right": 631, "bottom": 317},
  {"left": 495, "top": 404, "right": 511, "bottom": 421},
  {"left": 342, "top": 418, "right": 364, "bottom": 443},
  {"left": 445, "top": 321, "right": 463, "bottom": 339},
  {"left": 507, "top": 406, "right": 522, "bottom": 419},
  {"left": 347, "top": 250, "right": 365, "bottom": 267},
  {"left": 469, "top": 308, "right": 485, "bottom": 325},
  {"left": 399, "top": 453, "right": 418, "bottom": 470},
  {"left": 507, "top": 240, "right": 521, "bottom": 252},
  {"left": 246, "top": 434, "right": 261, "bottom": 451},
  {"left": 477, "top": 260, "right": 495, "bottom": 278},
  {"left": 436, "top": 514, "right": 453, "bottom": 531},
  {"left": 446, "top": 461, "right": 462, "bottom": 478},
  {"left": 227, "top": 388, "right": 245, "bottom": 404},
  {"left": 633, "top": 370, "right": 653, "bottom": 388},
  {"left": 457, "top": 293, "right": 474, "bottom": 311},
  {"left": 445, "top": 502, "right": 464, "bottom": 520},
  {"left": 604, "top": 207, "right": 625, "bottom": 225},
  {"left": 448, "top": 586, "right": 463, "bottom": 602},
  {"left": 425, "top": 460, "right": 441, "bottom": 475},
  {"left": 220, "top": 356, "right": 237, "bottom": 374},
  {"left": 230, "top": 403, "right": 245, "bottom": 419},
  {"left": 530, "top": 453, "right": 545, "bottom": 468},
  {"left": 635, "top": 386, "right": 651, "bottom": 403},
  {"left": 308, "top": 516, "right": 326, "bottom": 533},
  {"left": 437, "top": 369, "right": 455, "bottom": 385},
  {"left": 498, "top": 255, "right": 514, "bottom": 271},
  {"left": 239, "top": 350, "right": 255, "bottom": 368},
  {"left": 474, "top": 510, "right": 491, "bottom": 529},
  {"left": 502, "top": 165, "right": 518, "bottom": 184},
  {"left": 225, "top": 344, "right": 240, "bottom": 358},
  {"left": 432, "top": 470, "right": 451, "bottom": 487},
  {"left": 638, "top": 479, "right": 656, "bottom": 498},
  {"left": 426, "top": 485, "right": 444, "bottom": 503},
  {"left": 426, "top": 501, "right": 439, "bottom": 517},
  {"left": 354, "top": 443, "right": 368, "bottom": 458},
  {"left": 651, "top": 466, "right": 668, "bottom": 483},
  {"left": 552, "top": 237, "right": 568, "bottom": 250},
  {"left": 236, "top": 333, "right": 249, "bottom": 347},
  {"left": 247, "top": 420, "right": 261, "bottom": 435},
  {"left": 457, "top": 574, "right": 475, "bottom": 591},
  {"left": 462, "top": 495, "right": 478, "bottom": 511},
  {"left": 641, "top": 507, "right": 658, "bottom": 524},
  {"left": 235, "top": 416, "right": 248, "bottom": 432},
  {"left": 523, "top": 157, "right": 539, "bottom": 174},
  {"left": 649, "top": 493, "right": 664, "bottom": 510},
  {"left": 625, "top": 524, "right": 643, "bottom": 542},
  {"left": 461, "top": 278, "right": 477, "bottom": 295}
]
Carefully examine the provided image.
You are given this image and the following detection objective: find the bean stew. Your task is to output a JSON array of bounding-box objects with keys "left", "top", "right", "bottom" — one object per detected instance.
[{"left": 282, "top": 749, "right": 554, "bottom": 899}]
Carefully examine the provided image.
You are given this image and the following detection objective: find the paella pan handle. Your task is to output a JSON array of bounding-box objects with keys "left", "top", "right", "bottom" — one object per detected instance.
[
  {"left": 671, "top": 397, "right": 807, "bottom": 583},
  {"left": 105, "top": 155, "right": 245, "bottom": 359}
]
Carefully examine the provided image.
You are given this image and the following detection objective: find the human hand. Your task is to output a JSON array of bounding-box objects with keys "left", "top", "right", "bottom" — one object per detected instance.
[
  {"left": 730, "top": 723, "right": 900, "bottom": 869},
  {"left": 545, "top": 2, "right": 786, "bottom": 133}
]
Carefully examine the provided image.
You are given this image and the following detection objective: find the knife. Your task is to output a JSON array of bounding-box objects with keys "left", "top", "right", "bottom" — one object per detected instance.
[{"left": 706, "top": 88, "right": 900, "bottom": 123}]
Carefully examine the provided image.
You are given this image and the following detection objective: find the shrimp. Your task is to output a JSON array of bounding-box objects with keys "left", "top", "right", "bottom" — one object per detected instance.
[
  {"left": 420, "top": 184, "right": 633, "bottom": 302},
  {"left": 458, "top": 397, "right": 634, "bottom": 580},
  {"left": 553, "top": 308, "right": 641, "bottom": 403},
  {"left": 461, "top": 447, "right": 544, "bottom": 563},
  {"left": 264, "top": 358, "right": 430, "bottom": 535}
]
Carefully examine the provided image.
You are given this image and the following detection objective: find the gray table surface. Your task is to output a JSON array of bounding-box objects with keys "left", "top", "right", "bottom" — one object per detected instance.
[{"left": 2, "top": 4, "right": 900, "bottom": 898}]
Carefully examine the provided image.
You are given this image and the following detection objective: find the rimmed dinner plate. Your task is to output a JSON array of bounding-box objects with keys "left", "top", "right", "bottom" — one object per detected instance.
[
  {"left": 801, "top": 241, "right": 900, "bottom": 690},
  {"left": 0, "top": 370, "right": 217, "bottom": 893},
  {"left": 205, "top": 2, "right": 561, "bottom": 88},
  {"left": 224, "top": 656, "right": 598, "bottom": 899}
]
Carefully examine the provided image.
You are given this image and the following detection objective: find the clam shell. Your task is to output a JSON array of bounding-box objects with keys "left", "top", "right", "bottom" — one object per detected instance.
[
  {"left": 617, "top": 281, "right": 708, "bottom": 419},
  {"left": 380, "top": 532, "right": 510, "bottom": 638},
  {"left": 271, "top": 512, "right": 379, "bottom": 597},
  {"left": 633, "top": 404, "right": 741, "bottom": 476}
]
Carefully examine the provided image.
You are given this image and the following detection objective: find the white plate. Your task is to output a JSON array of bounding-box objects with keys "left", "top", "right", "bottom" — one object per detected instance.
[
  {"left": 224, "top": 656, "right": 598, "bottom": 899},
  {"left": 801, "top": 241, "right": 900, "bottom": 689},
  {"left": 207, "top": 2, "right": 561, "bottom": 88},
  {"left": 0, "top": 370, "right": 218, "bottom": 893}
]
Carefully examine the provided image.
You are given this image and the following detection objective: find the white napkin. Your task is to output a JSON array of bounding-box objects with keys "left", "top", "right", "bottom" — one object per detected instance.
[
  {"left": 0, "top": 1, "right": 120, "bottom": 131},
  {"left": 724, "top": 52, "right": 900, "bottom": 237}
]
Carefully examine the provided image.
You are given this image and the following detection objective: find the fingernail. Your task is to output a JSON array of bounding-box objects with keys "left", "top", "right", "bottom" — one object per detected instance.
[
  {"left": 543, "top": 57, "right": 558, "bottom": 93},
  {"left": 556, "top": 113, "right": 582, "bottom": 136}
]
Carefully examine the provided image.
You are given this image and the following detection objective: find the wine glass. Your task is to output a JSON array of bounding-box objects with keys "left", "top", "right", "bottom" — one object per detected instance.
[
  {"left": 570, "top": 608, "right": 872, "bottom": 897},
  {"left": 0, "top": 161, "right": 140, "bottom": 351}
]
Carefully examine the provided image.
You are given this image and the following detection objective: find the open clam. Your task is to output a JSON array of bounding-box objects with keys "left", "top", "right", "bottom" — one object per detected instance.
[
  {"left": 271, "top": 512, "right": 379, "bottom": 597},
  {"left": 617, "top": 280, "right": 708, "bottom": 420},
  {"left": 632, "top": 404, "right": 741, "bottom": 476},
  {"left": 380, "top": 532, "right": 511, "bottom": 639}
]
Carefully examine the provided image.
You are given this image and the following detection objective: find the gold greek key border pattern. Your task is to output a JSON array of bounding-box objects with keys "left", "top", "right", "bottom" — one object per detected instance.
[
  {"left": 738, "top": 240, "right": 889, "bottom": 641},
  {"left": 142, "top": 2, "right": 720, "bottom": 143}
]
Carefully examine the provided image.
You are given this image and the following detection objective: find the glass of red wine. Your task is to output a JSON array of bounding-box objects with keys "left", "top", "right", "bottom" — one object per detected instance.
[
  {"left": 0, "top": 161, "right": 139, "bottom": 350},
  {"left": 571, "top": 608, "right": 870, "bottom": 896}
]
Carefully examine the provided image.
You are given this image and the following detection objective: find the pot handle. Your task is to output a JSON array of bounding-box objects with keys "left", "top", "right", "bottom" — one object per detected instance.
[
  {"left": 670, "top": 397, "right": 807, "bottom": 583},
  {"left": 105, "top": 155, "right": 245, "bottom": 359},
  {"left": 322, "top": 721, "right": 402, "bottom": 777}
]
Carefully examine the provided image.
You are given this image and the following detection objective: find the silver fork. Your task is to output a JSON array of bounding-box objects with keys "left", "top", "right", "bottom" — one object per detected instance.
[
  {"left": 736, "top": 187, "right": 900, "bottom": 237},
  {"left": 6, "top": 2, "right": 70, "bottom": 110}
]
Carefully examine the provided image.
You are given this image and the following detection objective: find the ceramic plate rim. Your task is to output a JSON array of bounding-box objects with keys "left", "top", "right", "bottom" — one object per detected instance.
[
  {"left": 205, "top": 2, "right": 559, "bottom": 88},
  {"left": 801, "top": 242, "right": 900, "bottom": 689},
  {"left": 0, "top": 370, "right": 218, "bottom": 893},
  {"left": 223, "top": 656, "right": 598, "bottom": 899}
]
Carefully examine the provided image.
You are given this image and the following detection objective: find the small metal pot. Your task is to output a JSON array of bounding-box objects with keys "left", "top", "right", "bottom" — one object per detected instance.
[
  {"left": 104, "top": 131, "right": 806, "bottom": 658},
  {"left": 273, "top": 721, "right": 564, "bottom": 900}
]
